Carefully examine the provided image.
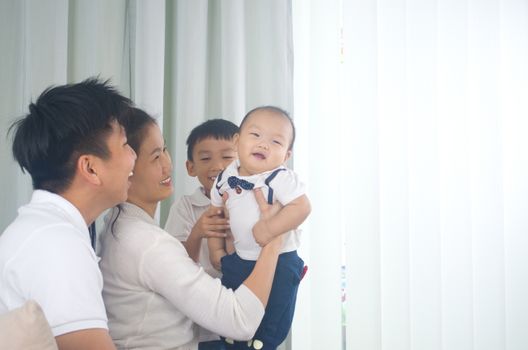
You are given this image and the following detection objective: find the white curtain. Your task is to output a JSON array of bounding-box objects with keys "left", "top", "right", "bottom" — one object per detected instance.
[
  {"left": 0, "top": 0, "right": 130, "bottom": 232},
  {"left": 162, "top": 0, "right": 293, "bottom": 222},
  {"left": 0, "top": 0, "right": 292, "bottom": 232},
  {"left": 293, "top": 0, "right": 528, "bottom": 349},
  {"left": 3, "top": 1, "right": 528, "bottom": 350}
]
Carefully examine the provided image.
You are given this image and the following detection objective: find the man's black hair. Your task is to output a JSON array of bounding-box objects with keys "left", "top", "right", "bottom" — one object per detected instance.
[
  {"left": 8, "top": 77, "right": 132, "bottom": 193},
  {"left": 240, "top": 106, "right": 295, "bottom": 150},
  {"left": 186, "top": 119, "right": 239, "bottom": 161}
]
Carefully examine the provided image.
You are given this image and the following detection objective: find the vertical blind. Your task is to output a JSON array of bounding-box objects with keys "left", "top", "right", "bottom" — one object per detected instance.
[{"left": 292, "top": 0, "right": 528, "bottom": 349}]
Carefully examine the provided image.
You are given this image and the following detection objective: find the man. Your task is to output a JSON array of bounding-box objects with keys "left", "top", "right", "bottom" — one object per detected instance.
[{"left": 0, "top": 78, "right": 137, "bottom": 350}]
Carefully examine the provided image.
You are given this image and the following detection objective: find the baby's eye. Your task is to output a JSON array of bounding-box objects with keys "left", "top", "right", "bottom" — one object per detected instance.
[
  {"left": 223, "top": 156, "right": 234, "bottom": 160},
  {"left": 201, "top": 157, "right": 211, "bottom": 161},
  {"left": 273, "top": 140, "right": 283, "bottom": 146},
  {"left": 250, "top": 132, "right": 260, "bottom": 137}
]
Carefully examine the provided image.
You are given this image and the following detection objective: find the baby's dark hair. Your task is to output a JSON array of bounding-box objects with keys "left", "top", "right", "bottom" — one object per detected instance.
[
  {"left": 186, "top": 119, "right": 239, "bottom": 161},
  {"left": 240, "top": 106, "right": 295, "bottom": 150},
  {"left": 8, "top": 77, "right": 132, "bottom": 193}
]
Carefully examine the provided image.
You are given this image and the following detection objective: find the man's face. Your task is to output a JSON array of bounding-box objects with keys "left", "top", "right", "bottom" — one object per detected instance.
[{"left": 98, "top": 121, "right": 137, "bottom": 205}]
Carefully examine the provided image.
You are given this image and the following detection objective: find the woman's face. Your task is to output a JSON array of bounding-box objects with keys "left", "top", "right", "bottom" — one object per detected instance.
[{"left": 128, "top": 123, "right": 173, "bottom": 214}]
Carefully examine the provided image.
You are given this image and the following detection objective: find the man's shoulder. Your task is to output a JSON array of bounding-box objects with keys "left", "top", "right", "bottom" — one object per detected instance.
[
  {"left": 2, "top": 209, "right": 73, "bottom": 246},
  {"left": 0, "top": 205, "right": 92, "bottom": 272}
]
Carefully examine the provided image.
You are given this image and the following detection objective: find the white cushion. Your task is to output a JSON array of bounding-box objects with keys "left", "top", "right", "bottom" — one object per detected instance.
[{"left": 0, "top": 300, "right": 58, "bottom": 350}]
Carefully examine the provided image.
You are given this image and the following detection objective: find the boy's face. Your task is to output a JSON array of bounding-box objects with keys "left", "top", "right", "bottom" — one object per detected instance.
[
  {"left": 235, "top": 110, "right": 292, "bottom": 176},
  {"left": 186, "top": 137, "right": 237, "bottom": 197}
]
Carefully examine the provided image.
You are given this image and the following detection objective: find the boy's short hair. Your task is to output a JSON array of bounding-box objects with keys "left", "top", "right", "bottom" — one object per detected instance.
[
  {"left": 8, "top": 77, "right": 132, "bottom": 193},
  {"left": 240, "top": 106, "right": 296, "bottom": 150},
  {"left": 186, "top": 119, "right": 239, "bottom": 161}
]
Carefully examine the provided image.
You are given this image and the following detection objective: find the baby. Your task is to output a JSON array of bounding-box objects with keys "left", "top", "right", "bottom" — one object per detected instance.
[{"left": 209, "top": 106, "right": 311, "bottom": 350}]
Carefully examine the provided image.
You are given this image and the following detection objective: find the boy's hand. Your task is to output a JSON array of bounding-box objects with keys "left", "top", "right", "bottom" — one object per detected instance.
[
  {"left": 196, "top": 206, "right": 230, "bottom": 239},
  {"left": 252, "top": 188, "right": 283, "bottom": 247}
]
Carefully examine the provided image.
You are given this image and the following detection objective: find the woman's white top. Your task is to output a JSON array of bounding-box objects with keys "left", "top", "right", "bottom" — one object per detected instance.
[{"left": 99, "top": 202, "right": 264, "bottom": 350}]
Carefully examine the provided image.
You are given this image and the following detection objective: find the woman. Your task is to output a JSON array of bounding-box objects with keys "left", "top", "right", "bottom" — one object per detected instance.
[{"left": 99, "top": 108, "right": 283, "bottom": 349}]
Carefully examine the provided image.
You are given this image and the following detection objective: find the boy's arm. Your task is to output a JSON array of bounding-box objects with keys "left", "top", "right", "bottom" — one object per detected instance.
[
  {"left": 252, "top": 194, "right": 311, "bottom": 247},
  {"left": 184, "top": 206, "right": 229, "bottom": 262}
]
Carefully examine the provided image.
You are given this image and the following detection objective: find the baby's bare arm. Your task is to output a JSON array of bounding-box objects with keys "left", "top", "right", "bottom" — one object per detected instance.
[{"left": 207, "top": 205, "right": 229, "bottom": 270}]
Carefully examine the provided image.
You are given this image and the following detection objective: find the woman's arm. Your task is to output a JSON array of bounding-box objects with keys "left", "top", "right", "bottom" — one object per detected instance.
[
  {"left": 252, "top": 194, "right": 311, "bottom": 247},
  {"left": 141, "top": 189, "right": 283, "bottom": 340}
]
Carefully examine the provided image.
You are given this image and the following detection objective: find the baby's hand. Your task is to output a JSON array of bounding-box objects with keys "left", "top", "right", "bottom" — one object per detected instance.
[
  {"left": 197, "top": 206, "right": 230, "bottom": 239},
  {"left": 251, "top": 188, "right": 283, "bottom": 247}
]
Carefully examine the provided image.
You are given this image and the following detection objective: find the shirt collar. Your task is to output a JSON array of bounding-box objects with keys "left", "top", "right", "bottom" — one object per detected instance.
[
  {"left": 119, "top": 202, "right": 158, "bottom": 225},
  {"left": 221, "top": 159, "right": 286, "bottom": 183},
  {"left": 30, "top": 189, "right": 89, "bottom": 238},
  {"left": 189, "top": 187, "right": 211, "bottom": 207}
]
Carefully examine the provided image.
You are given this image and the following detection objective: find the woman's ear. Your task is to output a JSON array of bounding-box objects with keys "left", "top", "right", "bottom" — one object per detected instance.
[{"left": 78, "top": 155, "right": 102, "bottom": 185}]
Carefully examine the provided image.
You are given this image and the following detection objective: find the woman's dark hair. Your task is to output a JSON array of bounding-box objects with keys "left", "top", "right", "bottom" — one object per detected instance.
[
  {"left": 110, "top": 107, "right": 157, "bottom": 236},
  {"left": 120, "top": 107, "right": 158, "bottom": 155},
  {"left": 8, "top": 77, "right": 132, "bottom": 193}
]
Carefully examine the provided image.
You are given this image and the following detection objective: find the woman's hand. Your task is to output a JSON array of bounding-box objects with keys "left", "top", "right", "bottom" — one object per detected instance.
[{"left": 252, "top": 188, "right": 283, "bottom": 247}]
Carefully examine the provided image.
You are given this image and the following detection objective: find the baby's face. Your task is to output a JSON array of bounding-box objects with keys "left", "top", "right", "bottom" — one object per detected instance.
[
  {"left": 186, "top": 137, "right": 237, "bottom": 196},
  {"left": 236, "top": 110, "right": 292, "bottom": 176}
]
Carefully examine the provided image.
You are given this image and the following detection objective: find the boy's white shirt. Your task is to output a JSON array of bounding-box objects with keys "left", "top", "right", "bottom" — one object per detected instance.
[{"left": 211, "top": 159, "right": 305, "bottom": 260}]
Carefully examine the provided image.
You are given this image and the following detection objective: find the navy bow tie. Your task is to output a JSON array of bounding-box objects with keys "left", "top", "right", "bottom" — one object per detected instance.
[{"left": 227, "top": 176, "right": 255, "bottom": 191}]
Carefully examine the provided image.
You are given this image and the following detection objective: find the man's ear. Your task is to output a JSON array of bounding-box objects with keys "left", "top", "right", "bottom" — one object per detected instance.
[
  {"left": 186, "top": 160, "right": 196, "bottom": 177},
  {"left": 78, "top": 155, "right": 102, "bottom": 185}
]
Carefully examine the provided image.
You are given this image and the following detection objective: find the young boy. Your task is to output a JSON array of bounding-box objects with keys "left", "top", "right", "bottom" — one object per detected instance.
[
  {"left": 209, "top": 106, "right": 311, "bottom": 350},
  {"left": 165, "top": 118, "right": 239, "bottom": 349}
]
